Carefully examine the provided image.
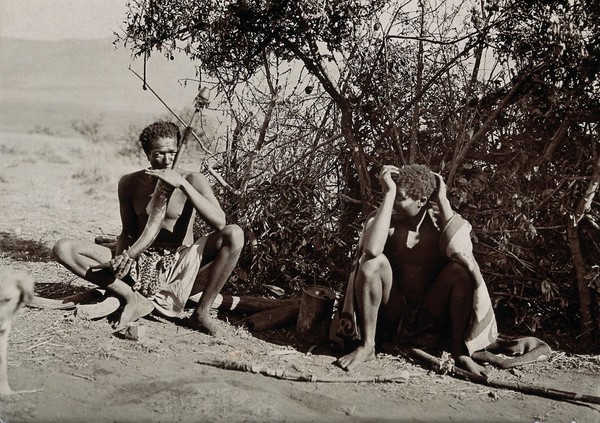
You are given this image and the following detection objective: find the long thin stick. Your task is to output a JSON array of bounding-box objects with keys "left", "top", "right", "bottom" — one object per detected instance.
[
  {"left": 197, "top": 359, "right": 411, "bottom": 383},
  {"left": 198, "top": 351, "right": 600, "bottom": 404},
  {"left": 407, "top": 347, "right": 600, "bottom": 405},
  {"left": 129, "top": 66, "right": 211, "bottom": 154},
  {"left": 129, "top": 66, "right": 240, "bottom": 195}
]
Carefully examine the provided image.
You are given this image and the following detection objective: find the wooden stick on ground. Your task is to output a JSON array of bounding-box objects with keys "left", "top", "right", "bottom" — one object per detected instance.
[
  {"left": 407, "top": 347, "right": 600, "bottom": 405},
  {"left": 199, "top": 350, "right": 600, "bottom": 405},
  {"left": 242, "top": 302, "right": 301, "bottom": 332},
  {"left": 196, "top": 359, "right": 411, "bottom": 383}
]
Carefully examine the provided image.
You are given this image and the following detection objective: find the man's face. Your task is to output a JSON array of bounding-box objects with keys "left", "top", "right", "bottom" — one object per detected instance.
[
  {"left": 147, "top": 137, "right": 177, "bottom": 169},
  {"left": 392, "top": 188, "right": 423, "bottom": 220}
]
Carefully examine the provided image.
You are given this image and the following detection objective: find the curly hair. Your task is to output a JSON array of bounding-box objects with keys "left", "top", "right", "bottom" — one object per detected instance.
[
  {"left": 139, "top": 121, "right": 181, "bottom": 154},
  {"left": 394, "top": 164, "right": 436, "bottom": 200}
]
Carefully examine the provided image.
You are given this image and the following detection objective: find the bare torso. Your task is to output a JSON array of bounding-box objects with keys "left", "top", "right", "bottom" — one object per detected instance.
[
  {"left": 384, "top": 211, "right": 447, "bottom": 298},
  {"left": 124, "top": 169, "right": 196, "bottom": 248}
]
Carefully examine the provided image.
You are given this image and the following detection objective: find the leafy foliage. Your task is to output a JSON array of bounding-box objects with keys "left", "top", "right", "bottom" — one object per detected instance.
[
  {"left": 122, "top": 0, "right": 386, "bottom": 83},
  {"left": 226, "top": 173, "right": 352, "bottom": 295}
]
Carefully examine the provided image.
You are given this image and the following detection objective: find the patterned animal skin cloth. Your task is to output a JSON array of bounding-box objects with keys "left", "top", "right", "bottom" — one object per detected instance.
[{"left": 127, "top": 236, "right": 208, "bottom": 318}]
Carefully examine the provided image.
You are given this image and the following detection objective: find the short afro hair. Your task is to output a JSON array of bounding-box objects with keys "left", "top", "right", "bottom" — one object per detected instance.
[
  {"left": 139, "top": 121, "right": 181, "bottom": 154},
  {"left": 394, "top": 164, "right": 436, "bottom": 200}
]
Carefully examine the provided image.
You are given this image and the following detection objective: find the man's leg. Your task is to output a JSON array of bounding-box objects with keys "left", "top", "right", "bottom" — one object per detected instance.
[
  {"left": 52, "top": 238, "right": 153, "bottom": 329},
  {"left": 188, "top": 224, "right": 244, "bottom": 336},
  {"left": 423, "top": 261, "right": 488, "bottom": 376},
  {"left": 336, "top": 254, "right": 394, "bottom": 371}
]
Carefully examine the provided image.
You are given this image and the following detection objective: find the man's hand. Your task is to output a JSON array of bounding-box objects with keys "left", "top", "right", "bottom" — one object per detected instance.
[
  {"left": 432, "top": 172, "right": 448, "bottom": 203},
  {"left": 109, "top": 252, "right": 134, "bottom": 280},
  {"left": 378, "top": 165, "right": 399, "bottom": 194},
  {"left": 145, "top": 168, "right": 186, "bottom": 188}
]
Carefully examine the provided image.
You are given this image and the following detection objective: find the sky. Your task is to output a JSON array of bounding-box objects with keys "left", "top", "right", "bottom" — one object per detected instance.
[{"left": 0, "top": 0, "right": 128, "bottom": 40}]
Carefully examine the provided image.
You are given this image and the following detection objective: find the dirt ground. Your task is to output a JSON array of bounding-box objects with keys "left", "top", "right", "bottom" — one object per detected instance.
[{"left": 1, "top": 132, "right": 599, "bottom": 423}]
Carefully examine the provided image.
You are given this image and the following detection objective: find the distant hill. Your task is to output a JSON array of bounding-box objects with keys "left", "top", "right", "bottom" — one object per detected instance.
[{"left": 0, "top": 37, "right": 199, "bottom": 135}]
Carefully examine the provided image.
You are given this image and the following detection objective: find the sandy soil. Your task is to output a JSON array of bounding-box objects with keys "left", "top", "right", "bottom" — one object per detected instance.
[{"left": 1, "top": 132, "right": 599, "bottom": 423}]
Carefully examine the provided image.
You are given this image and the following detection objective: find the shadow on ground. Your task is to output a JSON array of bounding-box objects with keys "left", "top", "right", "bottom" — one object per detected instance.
[{"left": 0, "top": 231, "right": 54, "bottom": 262}]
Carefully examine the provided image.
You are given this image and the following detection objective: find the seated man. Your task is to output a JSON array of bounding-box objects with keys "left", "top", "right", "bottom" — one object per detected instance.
[
  {"left": 53, "top": 121, "right": 244, "bottom": 336},
  {"left": 334, "top": 164, "right": 497, "bottom": 376}
]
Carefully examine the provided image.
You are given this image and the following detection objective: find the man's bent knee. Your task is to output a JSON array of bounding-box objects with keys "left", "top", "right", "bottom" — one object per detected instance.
[
  {"left": 52, "top": 238, "right": 75, "bottom": 262},
  {"left": 443, "top": 261, "right": 474, "bottom": 290},
  {"left": 357, "top": 254, "right": 390, "bottom": 282},
  {"left": 220, "top": 224, "right": 244, "bottom": 251}
]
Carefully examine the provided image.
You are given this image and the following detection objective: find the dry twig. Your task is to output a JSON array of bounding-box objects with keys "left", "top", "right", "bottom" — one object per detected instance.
[
  {"left": 407, "top": 347, "right": 600, "bottom": 406},
  {"left": 197, "top": 358, "right": 411, "bottom": 383}
]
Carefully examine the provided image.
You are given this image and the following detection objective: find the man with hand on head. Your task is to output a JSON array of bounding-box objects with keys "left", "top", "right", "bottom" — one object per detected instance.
[{"left": 334, "top": 164, "right": 497, "bottom": 376}]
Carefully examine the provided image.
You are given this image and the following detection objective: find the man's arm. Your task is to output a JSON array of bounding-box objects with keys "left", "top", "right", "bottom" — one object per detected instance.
[
  {"left": 181, "top": 172, "right": 226, "bottom": 230},
  {"left": 361, "top": 165, "right": 397, "bottom": 258},
  {"left": 431, "top": 173, "right": 454, "bottom": 228},
  {"left": 144, "top": 168, "right": 226, "bottom": 231},
  {"left": 115, "top": 174, "right": 138, "bottom": 255},
  {"left": 100, "top": 174, "right": 138, "bottom": 279}
]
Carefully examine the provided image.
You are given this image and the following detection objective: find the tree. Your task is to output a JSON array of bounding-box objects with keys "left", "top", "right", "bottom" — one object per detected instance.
[
  {"left": 120, "top": 0, "right": 390, "bottom": 206},
  {"left": 117, "top": 0, "right": 492, "bottom": 289},
  {"left": 432, "top": 0, "right": 600, "bottom": 339},
  {"left": 116, "top": 0, "right": 600, "bottom": 344}
]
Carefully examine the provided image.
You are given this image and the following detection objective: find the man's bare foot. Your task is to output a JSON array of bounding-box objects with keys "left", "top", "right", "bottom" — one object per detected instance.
[
  {"left": 188, "top": 313, "right": 224, "bottom": 337},
  {"left": 335, "top": 343, "right": 376, "bottom": 372},
  {"left": 455, "top": 355, "right": 490, "bottom": 378},
  {"left": 113, "top": 292, "right": 154, "bottom": 331}
]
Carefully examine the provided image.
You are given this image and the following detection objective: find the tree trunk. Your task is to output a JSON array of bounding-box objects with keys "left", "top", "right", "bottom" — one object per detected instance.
[
  {"left": 567, "top": 156, "right": 600, "bottom": 337},
  {"left": 245, "top": 302, "right": 301, "bottom": 332},
  {"left": 339, "top": 100, "right": 372, "bottom": 212},
  {"left": 566, "top": 222, "right": 594, "bottom": 337}
]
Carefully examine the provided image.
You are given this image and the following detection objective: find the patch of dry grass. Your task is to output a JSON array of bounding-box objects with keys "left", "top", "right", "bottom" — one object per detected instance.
[
  {"left": 0, "top": 231, "right": 54, "bottom": 262},
  {"left": 71, "top": 165, "right": 111, "bottom": 185}
]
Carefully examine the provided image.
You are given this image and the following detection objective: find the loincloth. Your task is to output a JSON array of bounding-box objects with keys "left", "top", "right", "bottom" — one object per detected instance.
[
  {"left": 130, "top": 247, "right": 180, "bottom": 297},
  {"left": 395, "top": 296, "right": 428, "bottom": 338},
  {"left": 392, "top": 296, "right": 449, "bottom": 350},
  {"left": 126, "top": 236, "right": 207, "bottom": 318}
]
